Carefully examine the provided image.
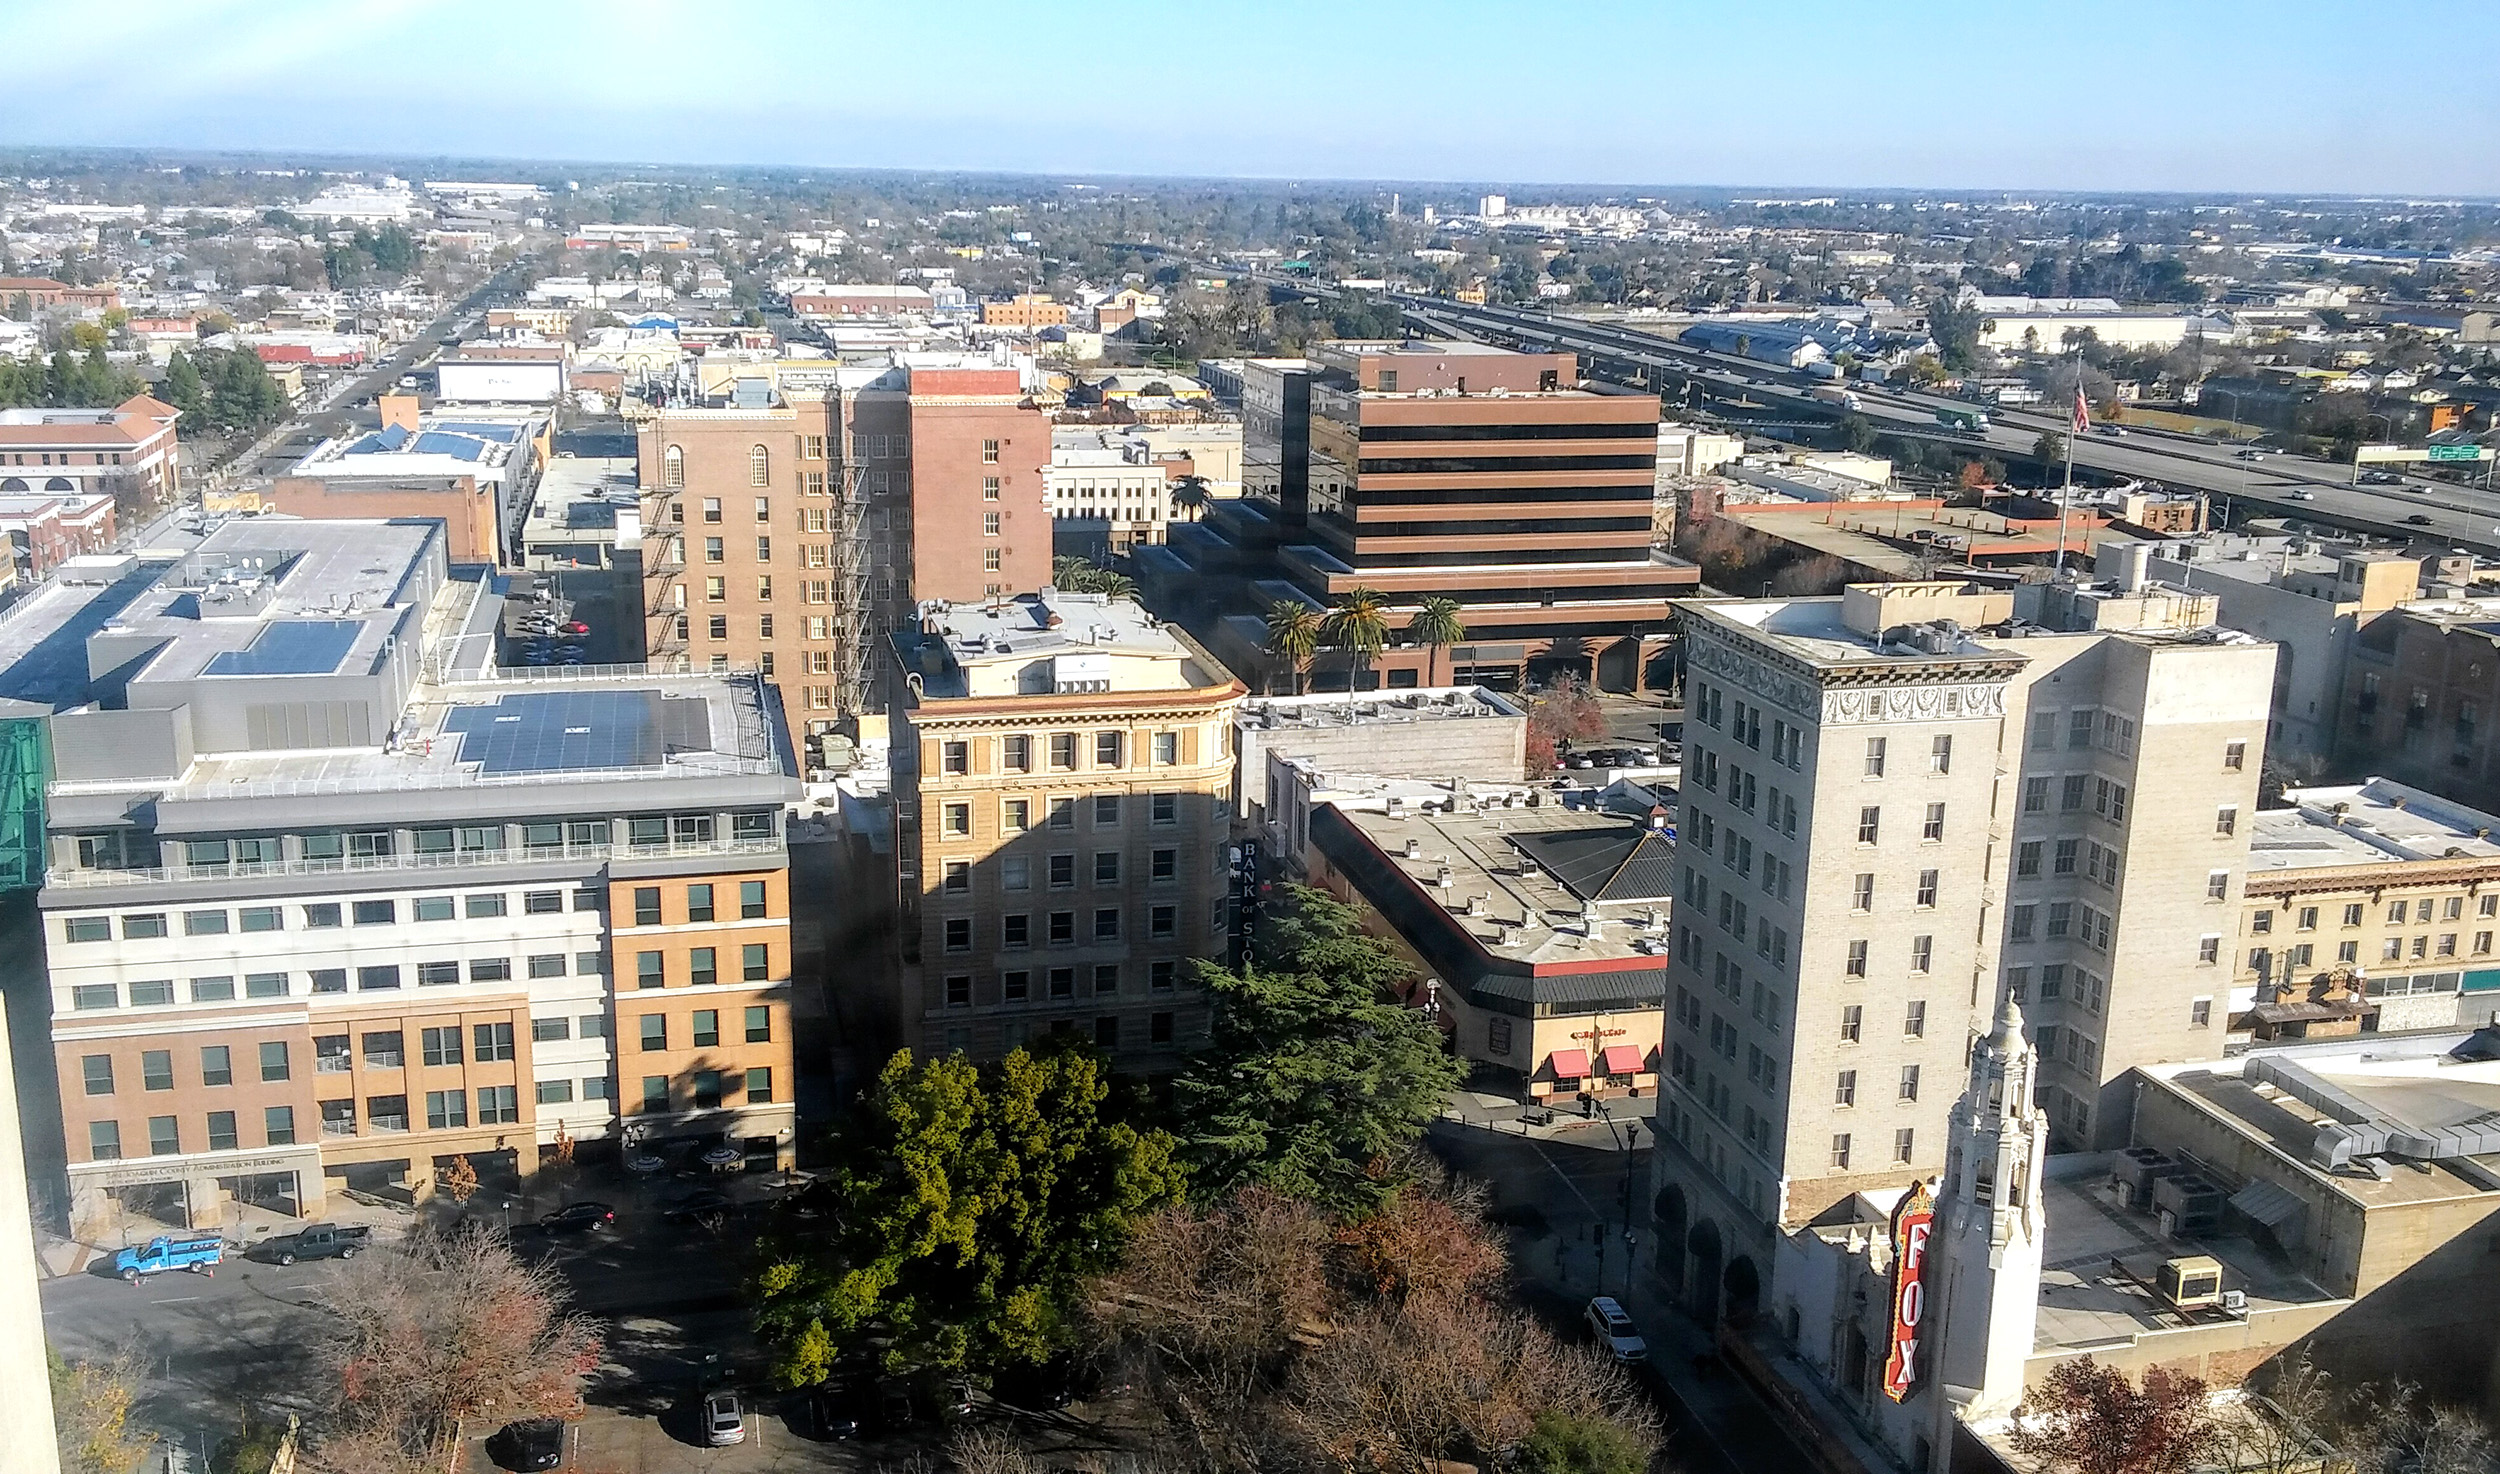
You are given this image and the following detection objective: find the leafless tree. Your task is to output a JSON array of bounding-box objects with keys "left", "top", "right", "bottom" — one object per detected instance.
[{"left": 301, "top": 1225, "right": 600, "bottom": 1474}]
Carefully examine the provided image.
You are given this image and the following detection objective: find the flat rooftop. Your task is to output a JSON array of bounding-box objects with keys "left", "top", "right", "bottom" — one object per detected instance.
[
  {"left": 527, "top": 454, "right": 638, "bottom": 539},
  {"left": 896, "top": 591, "right": 1229, "bottom": 701},
  {"left": 1687, "top": 595, "right": 2009, "bottom": 671},
  {"left": 2028, "top": 1171, "right": 2336, "bottom": 1352},
  {"left": 1238, "top": 687, "right": 1525, "bottom": 730},
  {"left": 0, "top": 555, "right": 181, "bottom": 713},
  {"left": 1327, "top": 798, "right": 1674, "bottom": 967},
  {"left": 2247, "top": 778, "right": 2500, "bottom": 875}
]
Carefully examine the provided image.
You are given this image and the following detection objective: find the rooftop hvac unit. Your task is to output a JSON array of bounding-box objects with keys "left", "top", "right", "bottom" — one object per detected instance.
[
  {"left": 2153, "top": 1174, "right": 2225, "bottom": 1235},
  {"left": 2111, "top": 1147, "right": 2175, "bottom": 1210},
  {"left": 2156, "top": 1255, "right": 2226, "bottom": 1312}
]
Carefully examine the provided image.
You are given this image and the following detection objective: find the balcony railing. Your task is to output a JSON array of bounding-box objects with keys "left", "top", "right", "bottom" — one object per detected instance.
[{"left": 46, "top": 834, "right": 787, "bottom": 889}]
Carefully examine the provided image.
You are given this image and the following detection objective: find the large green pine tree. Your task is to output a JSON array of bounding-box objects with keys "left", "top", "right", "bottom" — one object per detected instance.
[{"left": 1173, "top": 884, "right": 1464, "bottom": 1215}]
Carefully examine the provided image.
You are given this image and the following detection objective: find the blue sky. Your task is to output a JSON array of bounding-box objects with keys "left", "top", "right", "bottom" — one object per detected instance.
[{"left": 1, "top": 0, "right": 2493, "bottom": 195}]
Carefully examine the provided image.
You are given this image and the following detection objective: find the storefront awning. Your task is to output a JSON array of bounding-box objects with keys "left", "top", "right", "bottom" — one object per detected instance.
[
  {"left": 1549, "top": 1049, "right": 1590, "bottom": 1080},
  {"left": 1601, "top": 1044, "right": 1646, "bottom": 1076}
]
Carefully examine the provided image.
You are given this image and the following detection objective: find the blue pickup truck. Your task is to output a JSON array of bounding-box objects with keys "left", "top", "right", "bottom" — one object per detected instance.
[{"left": 114, "top": 1233, "right": 226, "bottom": 1283}]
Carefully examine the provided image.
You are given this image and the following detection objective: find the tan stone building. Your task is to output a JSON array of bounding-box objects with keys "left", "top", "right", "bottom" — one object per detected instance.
[
  {"left": 889, "top": 592, "right": 1243, "bottom": 1065},
  {"left": 2237, "top": 778, "right": 2500, "bottom": 1041},
  {"left": 1656, "top": 577, "right": 2271, "bottom": 1323}
]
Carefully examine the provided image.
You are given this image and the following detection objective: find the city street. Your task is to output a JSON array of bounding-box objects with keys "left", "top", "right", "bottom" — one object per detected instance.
[{"left": 1426, "top": 1111, "right": 1815, "bottom": 1474}]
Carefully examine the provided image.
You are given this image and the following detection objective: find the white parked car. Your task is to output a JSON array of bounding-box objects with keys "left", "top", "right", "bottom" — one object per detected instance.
[{"left": 1585, "top": 1296, "right": 1648, "bottom": 1363}]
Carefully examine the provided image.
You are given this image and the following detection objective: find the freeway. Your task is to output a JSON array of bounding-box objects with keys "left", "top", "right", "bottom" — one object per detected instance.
[{"left": 1391, "top": 293, "right": 2500, "bottom": 554}]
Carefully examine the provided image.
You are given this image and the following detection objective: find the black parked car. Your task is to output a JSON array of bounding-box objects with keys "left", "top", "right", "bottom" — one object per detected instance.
[
  {"left": 663, "top": 1189, "right": 735, "bottom": 1227},
  {"left": 486, "top": 1417, "right": 565, "bottom": 1471},
  {"left": 537, "top": 1202, "right": 616, "bottom": 1234}
]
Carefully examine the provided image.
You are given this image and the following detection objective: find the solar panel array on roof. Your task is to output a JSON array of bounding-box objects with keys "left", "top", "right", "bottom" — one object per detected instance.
[
  {"left": 202, "top": 619, "right": 365, "bottom": 677},
  {"left": 411, "top": 432, "right": 488, "bottom": 460},
  {"left": 427, "top": 421, "right": 524, "bottom": 442},
  {"left": 440, "top": 688, "right": 712, "bottom": 774}
]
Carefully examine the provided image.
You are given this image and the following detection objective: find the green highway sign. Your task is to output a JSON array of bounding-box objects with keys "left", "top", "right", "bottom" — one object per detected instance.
[{"left": 2426, "top": 444, "right": 2486, "bottom": 462}]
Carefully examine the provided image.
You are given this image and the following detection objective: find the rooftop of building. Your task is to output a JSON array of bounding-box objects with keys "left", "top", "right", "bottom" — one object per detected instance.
[
  {"left": 1715, "top": 502, "right": 2130, "bottom": 578},
  {"left": 1237, "top": 687, "right": 1527, "bottom": 731},
  {"left": 526, "top": 454, "right": 639, "bottom": 539},
  {"left": 295, "top": 416, "right": 528, "bottom": 475},
  {"left": 894, "top": 591, "right": 1234, "bottom": 702},
  {"left": 0, "top": 395, "right": 176, "bottom": 445},
  {"left": 2140, "top": 1033, "right": 2500, "bottom": 1211},
  {"left": 1316, "top": 795, "right": 1676, "bottom": 970},
  {"left": 2246, "top": 779, "right": 2500, "bottom": 875}
]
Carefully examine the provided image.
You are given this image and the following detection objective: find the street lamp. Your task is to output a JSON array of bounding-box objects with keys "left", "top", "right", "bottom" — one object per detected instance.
[
  {"left": 1585, "top": 1098, "right": 1645, "bottom": 1298},
  {"left": 2205, "top": 387, "right": 2245, "bottom": 440}
]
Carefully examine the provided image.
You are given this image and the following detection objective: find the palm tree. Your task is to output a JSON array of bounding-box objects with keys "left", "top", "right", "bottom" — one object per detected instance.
[
  {"left": 1263, "top": 600, "right": 1321, "bottom": 696},
  {"left": 1406, "top": 596, "right": 1466, "bottom": 687},
  {"left": 1169, "top": 474, "right": 1212, "bottom": 522},
  {"left": 1323, "top": 586, "right": 1390, "bottom": 695}
]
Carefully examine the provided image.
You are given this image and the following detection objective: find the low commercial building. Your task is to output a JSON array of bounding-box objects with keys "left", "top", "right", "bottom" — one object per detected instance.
[
  {"left": 0, "top": 491, "right": 116, "bottom": 586},
  {"left": 2237, "top": 779, "right": 2500, "bottom": 1041},
  {"left": 1045, "top": 426, "right": 1177, "bottom": 558},
  {"left": 277, "top": 396, "right": 542, "bottom": 564},
  {"left": 438, "top": 346, "right": 569, "bottom": 406},
  {"left": 0, "top": 276, "right": 121, "bottom": 313},
  {"left": 889, "top": 592, "right": 1245, "bottom": 1066},
  {"left": 1301, "top": 784, "right": 1670, "bottom": 1097},
  {"left": 1233, "top": 686, "right": 1528, "bottom": 830},
  {"left": 981, "top": 294, "right": 1069, "bottom": 329},
  {"left": 788, "top": 284, "right": 934, "bottom": 319},
  {"left": 20, "top": 520, "right": 801, "bottom": 1234},
  {"left": 0, "top": 394, "right": 182, "bottom": 517}
]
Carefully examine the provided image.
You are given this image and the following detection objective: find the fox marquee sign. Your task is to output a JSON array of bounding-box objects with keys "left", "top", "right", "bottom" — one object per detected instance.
[{"left": 1881, "top": 1179, "right": 1936, "bottom": 1402}]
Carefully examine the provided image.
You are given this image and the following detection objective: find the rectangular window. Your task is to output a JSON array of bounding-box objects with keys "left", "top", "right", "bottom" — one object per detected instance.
[
  {"left": 1852, "top": 873, "right": 1874, "bottom": 911},
  {"left": 416, "top": 961, "right": 460, "bottom": 986},
  {"left": 640, "top": 1015, "right": 667, "bottom": 1052},
  {"left": 259, "top": 1040, "right": 292, "bottom": 1082},
  {"left": 1857, "top": 807, "right": 1880, "bottom": 844},
  {"left": 466, "top": 893, "right": 508, "bottom": 919},
  {"left": 2216, "top": 806, "right": 2238, "bottom": 836},
  {"left": 239, "top": 906, "right": 281, "bottom": 933},
  {"left": 1922, "top": 802, "right": 1946, "bottom": 842},
  {"left": 477, "top": 1086, "right": 518, "bottom": 1125},
  {"left": 744, "top": 1005, "right": 772, "bottom": 1043},
  {"left": 692, "top": 1009, "right": 720, "bottom": 1048},
  {"left": 426, "top": 1090, "right": 468, "bottom": 1130},
  {"left": 190, "top": 976, "right": 235, "bottom": 1002},
  {"left": 183, "top": 909, "right": 229, "bottom": 936},
  {"left": 365, "top": 1097, "right": 408, "bottom": 1133},
  {"left": 1153, "top": 732, "right": 1179, "bottom": 765},
  {"left": 746, "top": 1068, "right": 774, "bottom": 1103},
  {"left": 688, "top": 947, "right": 718, "bottom": 986},
  {"left": 2209, "top": 871, "right": 2231, "bottom": 901},
  {"left": 352, "top": 899, "right": 395, "bottom": 925},
  {"left": 414, "top": 896, "right": 455, "bottom": 922},
  {"left": 1095, "top": 732, "right": 1123, "bottom": 768},
  {"left": 148, "top": 1116, "right": 180, "bottom": 1156},
  {"left": 198, "top": 1045, "right": 232, "bottom": 1087},
  {"left": 89, "top": 1121, "right": 122, "bottom": 1160},
  {"left": 357, "top": 964, "right": 401, "bottom": 992},
  {"left": 1916, "top": 870, "right": 1939, "bottom": 908},
  {"left": 1864, "top": 737, "right": 1886, "bottom": 777},
  {"left": 63, "top": 916, "right": 110, "bottom": 943},
  {"left": 1845, "top": 940, "right": 1869, "bottom": 977},
  {"left": 1840, "top": 1005, "right": 1862, "bottom": 1042},
  {"left": 1894, "top": 1128, "right": 1915, "bottom": 1164},
  {"left": 474, "top": 1023, "right": 516, "bottom": 1062},
  {"left": 742, "top": 943, "right": 769, "bottom": 982},
  {"left": 1835, "top": 1070, "right": 1857, "bottom": 1106},
  {"left": 1831, "top": 1134, "right": 1852, "bottom": 1170},
  {"left": 1151, "top": 904, "right": 1177, "bottom": 939},
  {"left": 362, "top": 1031, "right": 404, "bottom": 1069},
  {"left": 1094, "top": 907, "right": 1121, "bottom": 941},
  {"left": 531, "top": 1017, "right": 570, "bottom": 1044},
  {"left": 1930, "top": 734, "right": 1952, "bottom": 774},
  {"left": 422, "top": 1027, "right": 463, "bottom": 1066},
  {"left": 537, "top": 1080, "right": 574, "bottom": 1106},
  {"left": 739, "top": 880, "right": 767, "bottom": 919},
  {"left": 128, "top": 980, "right": 173, "bottom": 1007},
  {"left": 1904, "top": 1000, "right": 1927, "bottom": 1037},
  {"left": 265, "top": 1106, "right": 295, "bottom": 1146},
  {"left": 1909, "top": 936, "right": 1933, "bottom": 974},
  {"left": 1899, "top": 1064, "right": 1921, "bottom": 1101},
  {"left": 643, "top": 1076, "right": 670, "bottom": 1112},
  {"left": 1094, "top": 850, "right": 1121, "bottom": 885}
]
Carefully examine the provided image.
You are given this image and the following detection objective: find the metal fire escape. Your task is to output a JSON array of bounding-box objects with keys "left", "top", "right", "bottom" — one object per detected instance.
[
  {"left": 642, "top": 484, "right": 689, "bottom": 671},
  {"left": 827, "top": 401, "right": 879, "bottom": 723}
]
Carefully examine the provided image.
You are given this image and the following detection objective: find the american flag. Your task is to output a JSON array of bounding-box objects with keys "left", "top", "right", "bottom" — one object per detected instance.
[{"left": 2071, "top": 381, "right": 2090, "bottom": 434}]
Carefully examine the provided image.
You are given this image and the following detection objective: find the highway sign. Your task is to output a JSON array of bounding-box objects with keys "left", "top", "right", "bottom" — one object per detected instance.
[{"left": 2427, "top": 445, "right": 2487, "bottom": 463}]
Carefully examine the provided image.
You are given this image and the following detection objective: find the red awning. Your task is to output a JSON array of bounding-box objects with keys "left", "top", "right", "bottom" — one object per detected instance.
[
  {"left": 1602, "top": 1044, "right": 1646, "bottom": 1076},
  {"left": 1550, "top": 1049, "right": 1591, "bottom": 1080}
]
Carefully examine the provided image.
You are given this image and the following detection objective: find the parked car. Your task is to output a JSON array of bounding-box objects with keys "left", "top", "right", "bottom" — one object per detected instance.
[
  {"left": 560, "top": 620, "right": 590, "bottom": 636},
  {"left": 264, "top": 1223, "right": 370, "bottom": 1265},
  {"left": 115, "top": 1234, "right": 225, "bottom": 1283},
  {"left": 801, "top": 1379, "right": 867, "bottom": 1439},
  {"left": 991, "top": 1354, "right": 1081, "bottom": 1412},
  {"left": 485, "top": 1417, "right": 566, "bottom": 1471},
  {"left": 538, "top": 1202, "right": 616, "bottom": 1234},
  {"left": 913, "top": 1373, "right": 977, "bottom": 1425},
  {"left": 1585, "top": 1296, "right": 1648, "bottom": 1363},
  {"left": 703, "top": 1390, "right": 746, "bottom": 1446},
  {"left": 663, "top": 1189, "right": 734, "bottom": 1227}
]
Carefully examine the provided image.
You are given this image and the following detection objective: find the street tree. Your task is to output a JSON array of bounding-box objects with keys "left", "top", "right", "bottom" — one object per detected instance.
[
  {"left": 2009, "top": 1358, "right": 2224, "bottom": 1474},
  {"left": 439, "top": 1154, "right": 479, "bottom": 1203},
  {"left": 304, "top": 1226, "right": 599, "bottom": 1474},
  {"left": 754, "top": 1043, "right": 1183, "bottom": 1385},
  {"left": 1171, "top": 885, "right": 1459, "bottom": 1215},
  {"left": 1405, "top": 596, "right": 1466, "bottom": 687},
  {"left": 48, "top": 1345, "right": 154, "bottom": 1474},
  {"left": 1322, "top": 585, "right": 1389, "bottom": 693},
  {"left": 1525, "top": 674, "right": 1607, "bottom": 772},
  {"left": 1262, "top": 600, "right": 1321, "bottom": 696}
]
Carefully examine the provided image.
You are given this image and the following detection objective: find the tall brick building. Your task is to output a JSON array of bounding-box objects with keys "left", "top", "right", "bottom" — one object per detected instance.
[{"left": 638, "top": 359, "right": 1046, "bottom": 760}]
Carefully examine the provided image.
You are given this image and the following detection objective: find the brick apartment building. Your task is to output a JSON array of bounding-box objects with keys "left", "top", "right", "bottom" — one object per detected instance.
[
  {"left": 637, "top": 360, "right": 1048, "bottom": 754},
  {"left": 0, "top": 491, "right": 116, "bottom": 586},
  {"left": 0, "top": 276, "right": 123, "bottom": 313}
]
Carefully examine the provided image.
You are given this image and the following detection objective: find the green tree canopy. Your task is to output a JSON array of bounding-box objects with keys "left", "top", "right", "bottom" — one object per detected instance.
[
  {"left": 1172, "top": 885, "right": 1461, "bottom": 1215},
  {"left": 756, "top": 1044, "right": 1182, "bottom": 1386}
]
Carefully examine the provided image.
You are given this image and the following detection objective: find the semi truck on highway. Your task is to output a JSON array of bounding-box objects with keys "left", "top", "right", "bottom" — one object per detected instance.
[
  {"left": 1813, "top": 386, "right": 1863, "bottom": 412},
  {"left": 1935, "top": 405, "right": 1991, "bottom": 435}
]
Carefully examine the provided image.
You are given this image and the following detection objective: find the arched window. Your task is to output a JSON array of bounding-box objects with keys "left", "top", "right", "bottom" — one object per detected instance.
[
  {"left": 748, "top": 444, "right": 770, "bottom": 487},
  {"left": 663, "top": 445, "right": 685, "bottom": 489}
]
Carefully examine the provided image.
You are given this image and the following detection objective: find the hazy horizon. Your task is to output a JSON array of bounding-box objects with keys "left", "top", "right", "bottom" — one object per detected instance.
[{"left": 2, "top": 0, "right": 2495, "bottom": 197}]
